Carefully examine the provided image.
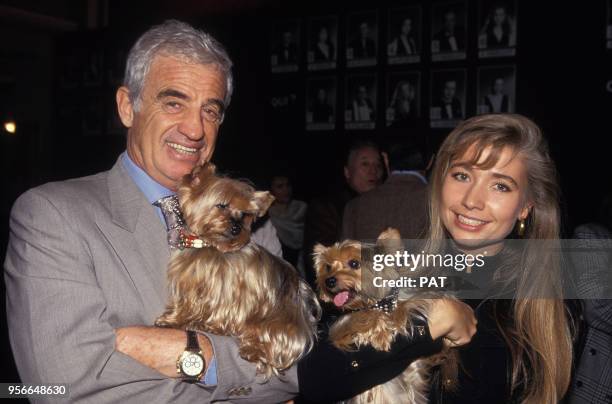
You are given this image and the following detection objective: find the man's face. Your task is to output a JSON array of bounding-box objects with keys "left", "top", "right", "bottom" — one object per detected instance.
[
  {"left": 443, "top": 80, "right": 457, "bottom": 100},
  {"left": 493, "top": 78, "right": 505, "bottom": 95},
  {"left": 401, "top": 18, "right": 412, "bottom": 35},
  {"left": 344, "top": 147, "right": 384, "bottom": 194},
  {"left": 360, "top": 22, "right": 369, "bottom": 38},
  {"left": 283, "top": 31, "right": 293, "bottom": 47},
  {"left": 317, "top": 88, "right": 327, "bottom": 103},
  {"left": 494, "top": 7, "right": 507, "bottom": 25},
  {"left": 357, "top": 85, "right": 368, "bottom": 102},
  {"left": 120, "top": 54, "right": 226, "bottom": 190},
  {"left": 444, "top": 11, "right": 456, "bottom": 31}
]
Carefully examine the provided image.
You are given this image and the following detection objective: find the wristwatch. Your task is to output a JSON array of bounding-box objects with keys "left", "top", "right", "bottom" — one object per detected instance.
[{"left": 176, "top": 330, "right": 206, "bottom": 382}]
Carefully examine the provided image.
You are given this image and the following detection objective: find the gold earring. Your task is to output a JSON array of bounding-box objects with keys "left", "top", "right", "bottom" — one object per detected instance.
[{"left": 517, "top": 219, "right": 526, "bottom": 237}]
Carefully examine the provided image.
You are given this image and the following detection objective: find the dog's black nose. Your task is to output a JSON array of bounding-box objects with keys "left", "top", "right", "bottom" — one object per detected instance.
[
  {"left": 230, "top": 220, "right": 242, "bottom": 236},
  {"left": 325, "top": 277, "right": 337, "bottom": 289}
]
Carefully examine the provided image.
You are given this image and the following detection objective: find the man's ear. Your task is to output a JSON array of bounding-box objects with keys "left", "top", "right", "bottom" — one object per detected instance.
[
  {"left": 343, "top": 166, "right": 350, "bottom": 181},
  {"left": 116, "top": 86, "right": 134, "bottom": 128}
]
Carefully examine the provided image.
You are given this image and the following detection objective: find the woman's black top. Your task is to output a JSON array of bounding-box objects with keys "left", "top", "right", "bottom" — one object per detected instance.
[
  {"left": 430, "top": 251, "right": 520, "bottom": 404},
  {"left": 298, "top": 306, "right": 443, "bottom": 403}
]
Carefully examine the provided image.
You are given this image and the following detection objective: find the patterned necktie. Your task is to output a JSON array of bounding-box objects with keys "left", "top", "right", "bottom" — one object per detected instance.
[{"left": 153, "top": 195, "right": 185, "bottom": 249}]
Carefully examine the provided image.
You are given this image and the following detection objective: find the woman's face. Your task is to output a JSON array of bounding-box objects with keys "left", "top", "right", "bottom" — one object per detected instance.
[
  {"left": 270, "top": 176, "right": 292, "bottom": 204},
  {"left": 440, "top": 145, "right": 532, "bottom": 254}
]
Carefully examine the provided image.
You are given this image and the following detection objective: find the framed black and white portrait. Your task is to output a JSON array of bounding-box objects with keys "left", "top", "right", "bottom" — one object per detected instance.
[
  {"left": 387, "top": 7, "right": 422, "bottom": 65},
  {"left": 477, "top": 66, "right": 516, "bottom": 114},
  {"left": 307, "top": 16, "right": 338, "bottom": 71},
  {"left": 431, "top": 1, "right": 467, "bottom": 62},
  {"left": 306, "top": 77, "right": 336, "bottom": 131},
  {"left": 386, "top": 72, "right": 421, "bottom": 127},
  {"left": 430, "top": 69, "right": 466, "bottom": 128},
  {"left": 478, "top": 0, "right": 517, "bottom": 58},
  {"left": 270, "top": 20, "right": 300, "bottom": 73},
  {"left": 345, "top": 74, "right": 377, "bottom": 129},
  {"left": 346, "top": 11, "right": 378, "bottom": 68}
]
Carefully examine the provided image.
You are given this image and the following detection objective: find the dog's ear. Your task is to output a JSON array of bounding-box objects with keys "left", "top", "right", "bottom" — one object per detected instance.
[
  {"left": 250, "top": 191, "right": 275, "bottom": 217},
  {"left": 312, "top": 244, "right": 328, "bottom": 272},
  {"left": 189, "top": 163, "right": 217, "bottom": 187}
]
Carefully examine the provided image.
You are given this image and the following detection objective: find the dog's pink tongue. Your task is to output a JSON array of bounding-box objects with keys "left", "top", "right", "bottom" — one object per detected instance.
[{"left": 333, "top": 291, "right": 350, "bottom": 307}]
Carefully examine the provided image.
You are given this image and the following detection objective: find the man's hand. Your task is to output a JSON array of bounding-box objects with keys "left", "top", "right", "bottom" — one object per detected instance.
[
  {"left": 427, "top": 299, "right": 477, "bottom": 346},
  {"left": 115, "top": 326, "right": 213, "bottom": 378}
]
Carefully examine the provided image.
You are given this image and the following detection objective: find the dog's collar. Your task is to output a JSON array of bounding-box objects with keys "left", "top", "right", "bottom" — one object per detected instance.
[
  {"left": 347, "top": 288, "right": 400, "bottom": 314},
  {"left": 178, "top": 229, "right": 213, "bottom": 250}
]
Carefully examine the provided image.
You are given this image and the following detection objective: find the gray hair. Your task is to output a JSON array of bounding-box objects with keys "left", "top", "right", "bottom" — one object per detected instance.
[{"left": 123, "top": 20, "right": 233, "bottom": 110}]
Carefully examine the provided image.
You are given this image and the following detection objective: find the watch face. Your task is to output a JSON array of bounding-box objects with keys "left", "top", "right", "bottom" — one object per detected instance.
[{"left": 181, "top": 352, "right": 204, "bottom": 377}]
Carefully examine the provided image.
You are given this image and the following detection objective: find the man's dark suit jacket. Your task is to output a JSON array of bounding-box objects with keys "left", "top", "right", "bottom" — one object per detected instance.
[
  {"left": 436, "top": 98, "right": 463, "bottom": 120},
  {"left": 433, "top": 28, "right": 465, "bottom": 52},
  {"left": 350, "top": 37, "right": 376, "bottom": 59},
  {"left": 341, "top": 173, "right": 428, "bottom": 241}
]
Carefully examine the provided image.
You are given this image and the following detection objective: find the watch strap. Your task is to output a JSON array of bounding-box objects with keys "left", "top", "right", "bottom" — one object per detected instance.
[{"left": 186, "top": 330, "right": 200, "bottom": 351}]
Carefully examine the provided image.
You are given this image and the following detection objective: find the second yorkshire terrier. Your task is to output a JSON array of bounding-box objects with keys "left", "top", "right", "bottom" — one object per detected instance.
[
  {"left": 313, "top": 228, "right": 457, "bottom": 403},
  {"left": 155, "top": 163, "right": 320, "bottom": 378}
]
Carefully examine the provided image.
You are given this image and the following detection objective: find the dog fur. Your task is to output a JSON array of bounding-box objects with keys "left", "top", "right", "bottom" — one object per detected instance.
[
  {"left": 155, "top": 163, "right": 320, "bottom": 378},
  {"left": 313, "top": 228, "right": 457, "bottom": 403}
]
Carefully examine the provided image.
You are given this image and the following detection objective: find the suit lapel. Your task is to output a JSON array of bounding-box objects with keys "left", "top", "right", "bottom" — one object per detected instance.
[{"left": 97, "top": 158, "right": 169, "bottom": 321}]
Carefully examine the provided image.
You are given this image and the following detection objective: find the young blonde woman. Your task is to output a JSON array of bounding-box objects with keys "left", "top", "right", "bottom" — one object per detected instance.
[{"left": 426, "top": 114, "right": 574, "bottom": 403}]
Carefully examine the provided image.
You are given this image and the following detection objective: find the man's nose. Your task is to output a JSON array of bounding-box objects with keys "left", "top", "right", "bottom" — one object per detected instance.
[
  {"left": 177, "top": 108, "right": 204, "bottom": 140},
  {"left": 462, "top": 183, "right": 485, "bottom": 210}
]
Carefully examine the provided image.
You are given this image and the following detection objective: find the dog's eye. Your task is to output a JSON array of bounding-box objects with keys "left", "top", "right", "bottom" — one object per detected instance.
[
  {"left": 348, "top": 259, "right": 360, "bottom": 270},
  {"left": 325, "top": 264, "right": 331, "bottom": 273},
  {"left": 215, "top": 203, "right": 229, "bottom": 209}
]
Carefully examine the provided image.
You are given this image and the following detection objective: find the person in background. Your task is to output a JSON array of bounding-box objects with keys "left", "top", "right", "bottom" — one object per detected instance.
[
  {"left": 342, "top": 141, "right": 429, "bottom": 241},
  {"left": 302, "top": 140, "right": 384, "bottom": 287},
  {"left": 268, "top": 175, "right": 307, "bottom": 271},
  {"left": 388, "top": 17, "right": 418, "bottom": 56},
  {"left": 565, "top": 192, "right": 612, "bottom": 404}
]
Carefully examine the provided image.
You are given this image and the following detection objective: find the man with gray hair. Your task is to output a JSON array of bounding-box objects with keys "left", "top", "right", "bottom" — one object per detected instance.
[
  {"left": 5, "top": 20, "right": 475, "bottom": 403},
  {"left": 4, "top": 20, "right": 295, "bottom": 402}
]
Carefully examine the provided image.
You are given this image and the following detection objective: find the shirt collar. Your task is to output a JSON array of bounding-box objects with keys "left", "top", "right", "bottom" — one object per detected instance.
[{"left": 121, "top": 151, "right": 174, "bottom": 204}]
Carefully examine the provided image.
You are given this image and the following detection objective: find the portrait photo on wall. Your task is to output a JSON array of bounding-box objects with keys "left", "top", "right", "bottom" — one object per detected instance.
[
  {"left": 386, "top": 72, "right": 421, "bottom": 127},
  {"left": 387, "top": 6, "right": 422, "bottom": 65},
  {"left": 607, "top": 0, "right": 612, "bottom": 49},
  {"left": 346, "top": 11, "right": 378, "bottom": 67},
  {"left": 306, "top": 77, "right": 337, "bottom": 131},
  {"left": 478, "top": 0, "right": 517, "bottom": 58},
  {"left": 430, "top": 69, "right": 466, "bottom": 128},
  {"left": 477, "top": 65, "right": 516, "bottom": 114},
  {"left": 307, "top": 16, "right": 338, "bottom": 71},
  {"left": 431, "top": 1, "right": 467, "bottom": 62},
  {"left": 345, "top": 74, "right": 377, "bottom": 129},
  {"left": 270, "top": 19, "right": 300, "bottom": 73}
]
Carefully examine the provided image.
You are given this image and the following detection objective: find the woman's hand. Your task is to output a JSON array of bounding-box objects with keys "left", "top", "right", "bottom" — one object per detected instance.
[{"left": 427, "top": 298, "right": 477, "bottom": 346}]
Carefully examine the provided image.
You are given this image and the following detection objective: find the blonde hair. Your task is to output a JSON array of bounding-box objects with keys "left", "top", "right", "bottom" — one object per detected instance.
[{"left": 425, "top": 114, "right": 573, "bottom": 403}]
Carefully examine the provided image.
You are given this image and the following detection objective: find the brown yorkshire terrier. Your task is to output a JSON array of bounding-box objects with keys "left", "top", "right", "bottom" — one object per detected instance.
[
  {"left": 155, "top": 163, "right": 320, "bottom": 378},
  {"left": 313, "top": 228, "right": 457, "bottom": 403}
]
